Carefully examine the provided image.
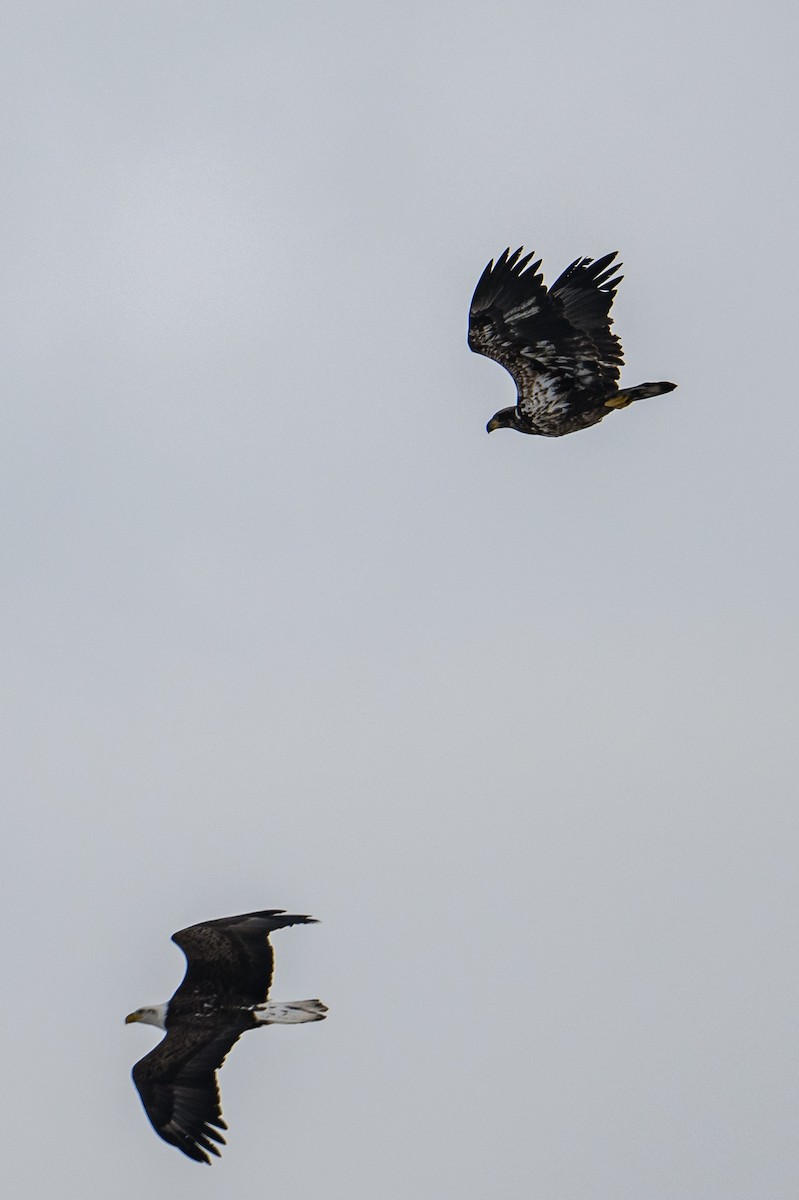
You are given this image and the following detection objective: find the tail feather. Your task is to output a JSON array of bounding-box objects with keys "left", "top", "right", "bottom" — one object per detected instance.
[
  {"left": 605, "top": 381, "right": 677, "bottom": 409},
  {"left": 254, "top": 999, "right": 328, "bottom": 1025}
]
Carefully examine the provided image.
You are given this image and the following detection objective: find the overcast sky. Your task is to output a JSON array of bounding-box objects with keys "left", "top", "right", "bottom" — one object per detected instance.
[{"left": 3, "top": 2, "right": 799, "bottom": 1197}]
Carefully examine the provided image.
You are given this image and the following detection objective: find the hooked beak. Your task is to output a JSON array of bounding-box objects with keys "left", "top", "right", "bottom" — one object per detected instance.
[
  {"left": 124, "top": 1011, "right": 142, "bottom": 1024},
  {"left": 486, "top": 418, "right": 501, "bottom": 434}
]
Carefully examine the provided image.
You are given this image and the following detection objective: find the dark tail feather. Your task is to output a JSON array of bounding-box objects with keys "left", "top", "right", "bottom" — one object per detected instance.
[{"left": 605, "top": 381, "right": 677, "bottom": 409}]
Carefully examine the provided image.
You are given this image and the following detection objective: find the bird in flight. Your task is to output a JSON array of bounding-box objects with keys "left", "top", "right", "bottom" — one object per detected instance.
[
  {"left": 125, "top": 909, "right": 326, "bottom": 1163},
  {"left": 468, "top": 246, "right": 676, "bottom": 436}
]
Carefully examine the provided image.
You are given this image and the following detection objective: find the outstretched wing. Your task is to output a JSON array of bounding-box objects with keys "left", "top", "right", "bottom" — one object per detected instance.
[
  {"left": 131, "top": 1022, "right": 244, "bottom": 1163},
  {"left": 170, "top": 910, "right": 317, "bottom": 1013},
  {"left": 468, "top": 247, "right": 623, "bottom": 420},
  {"left": 548, "top": 251, "right": 624, "bottom": 390}
]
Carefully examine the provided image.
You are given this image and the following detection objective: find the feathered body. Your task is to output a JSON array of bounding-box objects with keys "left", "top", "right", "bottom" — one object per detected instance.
[
  {"left": 126, "top": 909, "right": 326, "bottom": 1164},
  {"left": 469, "top": 247, "right": 675, "bottom": 436}
]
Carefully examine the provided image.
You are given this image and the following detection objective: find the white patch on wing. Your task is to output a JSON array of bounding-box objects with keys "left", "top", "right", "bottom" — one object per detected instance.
[
  {"left": 505, "top": 298, "right": 545, "bottom": 321},
  {"left": 575, "top": 361, "right": 598, "bottom": 386},
  {"left": 520, "top": 343, "right": 580, "bottom": 376}
]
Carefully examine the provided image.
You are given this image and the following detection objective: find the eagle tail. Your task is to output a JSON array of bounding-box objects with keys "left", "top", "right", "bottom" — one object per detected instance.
[
  {"left": 605, "top": 381, "right": 677, "bottom": 409},
  {"left": 254, "top": 999, "right": 328, "bottom": 1024}
]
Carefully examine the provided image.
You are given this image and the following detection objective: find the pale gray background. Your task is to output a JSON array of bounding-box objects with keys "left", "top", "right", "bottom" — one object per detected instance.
[{"left": 3, "top": 2, "right": 798, "bottom": 1196}]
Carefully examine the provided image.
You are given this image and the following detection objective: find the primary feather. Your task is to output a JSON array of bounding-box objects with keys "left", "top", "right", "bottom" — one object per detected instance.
[
  {"left": 126, "top": 910, "right": 326, "bottom": 1164},
  {"left": 469, "top": 246, "right": 675, "bottom": 436}
]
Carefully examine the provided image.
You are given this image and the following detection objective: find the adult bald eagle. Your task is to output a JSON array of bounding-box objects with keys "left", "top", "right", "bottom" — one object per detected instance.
[
  {"left": 469, "top": 246, "right": 676, "bottom": 436},
  {"left": 125, "top": 909, "right": 326, "bottom": 1164}
]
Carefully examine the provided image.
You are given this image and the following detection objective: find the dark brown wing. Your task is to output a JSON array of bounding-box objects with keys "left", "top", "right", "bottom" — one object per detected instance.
[
  {"left": 468, "top": 247, "right": 621, "bottom": 421},
  {"left": 170, "top": 910, "right": 317, "bottom": 1014},
  {"left": 548, "top": 251, "right": 624, "bottom": 390},
  {"left": 131, "top": 1021, "right": 246, "bottom": 1163}
]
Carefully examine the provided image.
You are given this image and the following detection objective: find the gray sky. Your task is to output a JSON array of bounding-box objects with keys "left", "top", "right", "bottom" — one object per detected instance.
[{"left": 3, "top": 1, "right": 799, "bottom": 1196}]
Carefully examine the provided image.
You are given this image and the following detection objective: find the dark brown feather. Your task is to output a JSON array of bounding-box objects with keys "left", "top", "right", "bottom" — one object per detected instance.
[
  {"left": 132, "top": 1022, "right": 243, "bottom": 1163},
  {"left": 469, "top": 245, "right": 674, "bottom": 437},
  {"left": 170, "top": 910, "right": 316, "bottom": 1017},
  {"left": 131, "top": 910, "right": 318, "bottom": 1163}
]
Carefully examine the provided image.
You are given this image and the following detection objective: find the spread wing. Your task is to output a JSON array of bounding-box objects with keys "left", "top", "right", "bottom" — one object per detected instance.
[
  {"left": 170, "top": 909, "right": 317, "bottom": 1014},
  {"left": 548, "top": 252, "right": 624, "bottom": 388},
  {"left": 131, "top": 1022, "right": 244, "bottom": 1163},
  {"left": 468, "top": 247, "right": 624, "bottom": 420}
]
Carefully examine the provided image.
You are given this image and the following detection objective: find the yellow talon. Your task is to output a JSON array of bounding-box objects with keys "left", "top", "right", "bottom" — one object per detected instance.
[{"left": 605, "top": 393, "right": 632, "bottom": 409}]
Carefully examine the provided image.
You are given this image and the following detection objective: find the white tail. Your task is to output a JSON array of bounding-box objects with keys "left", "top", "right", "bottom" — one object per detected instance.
[{"left": 254, "top": 999, "right": 328, "bottom": 1025}]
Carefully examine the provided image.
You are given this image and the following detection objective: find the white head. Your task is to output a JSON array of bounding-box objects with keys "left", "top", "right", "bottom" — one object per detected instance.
[{"left": 124, "top": 1003, "right": 168, "bottom": 1030}]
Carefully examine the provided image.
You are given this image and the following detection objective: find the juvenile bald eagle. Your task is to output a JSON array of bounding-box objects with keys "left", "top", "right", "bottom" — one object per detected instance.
[
  {"left": 469, "top": 246, "right": 676, "bottom": 436},
  {"left": 125, "top": 909, "right": 326, "bottom": 1164}
]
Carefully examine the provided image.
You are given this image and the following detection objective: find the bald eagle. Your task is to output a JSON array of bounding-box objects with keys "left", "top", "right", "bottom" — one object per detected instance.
[
  {"left": 469, "top": 246, "right": 676, "bottom": 436},
  {"left": 125, "top": 909, "right": 326, "bottom": 1164}
]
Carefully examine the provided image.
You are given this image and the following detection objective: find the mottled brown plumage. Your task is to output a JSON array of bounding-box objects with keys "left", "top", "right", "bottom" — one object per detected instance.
[{"left": 469, "top": 246, "right": 676, "bottom": 436}]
